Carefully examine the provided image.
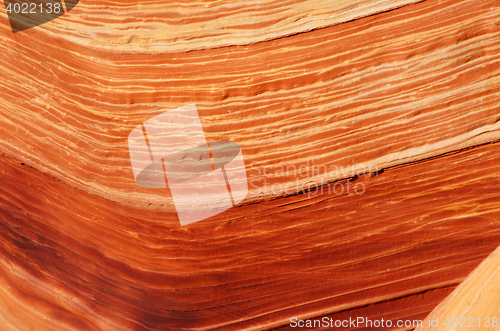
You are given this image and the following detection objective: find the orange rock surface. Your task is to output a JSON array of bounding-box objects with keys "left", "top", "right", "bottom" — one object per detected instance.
[
  {"left": 416, "top": 244, "right": 500, "bottom": 331},
  {"left": 1, "top": 0, "right": 500, "bottom": 329}
]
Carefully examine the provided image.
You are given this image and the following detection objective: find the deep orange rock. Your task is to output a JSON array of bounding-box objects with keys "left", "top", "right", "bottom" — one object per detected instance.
[{"left": 1, "top": 0, "right": 500, "bottom": 329}]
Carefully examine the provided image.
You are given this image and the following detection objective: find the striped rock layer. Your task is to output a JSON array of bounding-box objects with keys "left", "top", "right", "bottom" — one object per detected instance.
[{"left": 1, "top": 0, "right": 500, "bottom": 329}]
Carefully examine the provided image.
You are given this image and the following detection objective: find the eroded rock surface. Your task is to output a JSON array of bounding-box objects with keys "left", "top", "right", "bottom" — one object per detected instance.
[{"left": 1, "top": 0, "right": 500, "bottom": 329}]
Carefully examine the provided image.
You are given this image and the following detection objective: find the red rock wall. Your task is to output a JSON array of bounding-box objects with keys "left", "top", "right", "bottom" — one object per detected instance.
[
  {"left": 1, "top": 0, "right": 500, "bottom": 329},
  {"left": 416, "top": 244, "right": 500, "bottom": 331}
]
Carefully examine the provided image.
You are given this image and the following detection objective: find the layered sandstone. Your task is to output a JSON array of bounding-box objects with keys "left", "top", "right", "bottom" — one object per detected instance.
[
  {"left": 416, "top": 244, "right": 500, "bottom": 331},
  {"left": 1, "top": 0, "right": 500, "bottom": 329}
]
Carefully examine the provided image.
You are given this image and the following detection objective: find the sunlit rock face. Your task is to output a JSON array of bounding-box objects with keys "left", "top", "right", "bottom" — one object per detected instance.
[
  {"left": 416, "top": 245, "right": 500, "bottom": 331},
  {"left": 1, "top": 0, "right": 500, "bottom": 329}
]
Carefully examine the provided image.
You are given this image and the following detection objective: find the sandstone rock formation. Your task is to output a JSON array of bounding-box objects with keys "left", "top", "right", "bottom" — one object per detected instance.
[
  {"left": 416, "top": 244, "right": 500, "bottom": 331},
  {"left": 1, "top": 0, "right": 500, "bottom": 329}
]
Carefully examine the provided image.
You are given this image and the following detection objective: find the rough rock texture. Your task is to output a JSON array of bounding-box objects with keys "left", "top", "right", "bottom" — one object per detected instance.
[
  {"left": 416, "top": 244, "right": 500, "bottom": 331},
  {"left": 1, "top": 0, "right": 500, "bottom": 329}
]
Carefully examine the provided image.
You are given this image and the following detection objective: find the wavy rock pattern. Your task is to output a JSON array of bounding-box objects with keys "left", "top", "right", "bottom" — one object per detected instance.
[
  {"left": 416, "top": 244, "right": 500, "bottom": 331},
  {"left": 1, "top": 0, "right": 500, "bottom": 329}
]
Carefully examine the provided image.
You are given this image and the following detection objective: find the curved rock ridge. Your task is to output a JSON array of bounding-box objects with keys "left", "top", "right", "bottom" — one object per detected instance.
[
  {"left": 416, "top": 244, "right": 500, "bottom": 331},
  {"left": 0, "top": 0, "right": 499, "bottom": 213},
  {"left": 1, "top": 138, "right": 500, "bottom": 330},
  {"left": 1, "top": 0, "right": 500, "bottom": 329},
  {"left": 2, "top": 0, "right": 422, "bottom": 52}
]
